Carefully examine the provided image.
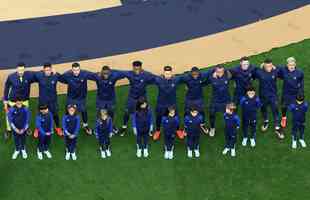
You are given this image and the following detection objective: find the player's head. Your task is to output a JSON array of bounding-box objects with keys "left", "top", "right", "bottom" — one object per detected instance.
[
  {"left": 43, "top": 63, "right": 52, "bottom": 76},
  {"left": 101, "top": 65, "right": 111, "bottom": 79},
  {"left": 67, "top": 104, "right": 77, "bottom": 115},
  {"left": 72, "top": 62, "right": 81, "bottom": 76},
  {"left": 16, "top": 62, "right": 25, "bottom": 76},
  {"left": 132, "top": 61, "right": 143, "bottom": 74},
  {"left": 136, "top": 96, "right": 148, "bottom": 110},
  {"left": 263, "top": 58, "right": 273, "bottom": 72},
  {"left": 167, "top": 106, "right": 176, "bottom": 117},
  {"left": 296, "top": 94, "right": 305, "bottom": 104},
  {"left": 226, "top": 102, "right": 236, "bottom": 114},
  {"left": 163, "top": 66, "right": 173, "bottom": 79},
  {"left": 240, "top": 56, "right": 250, "bottom": 70},
  {"left": 191, "top": 67, "right": 200, "bottom": 79},
  {"left": 190, "top": 106, "right": 199, "bottom": 117},
  {"left": 99, "top": 109, "right": 109, "bottom": 120},
  {"left": 286, "top": 57, "right": 296, "bottom": 72},
  {"left": 215, "top": 65, "right": 225, "bottom": 77},
  {"left": 15, "top": 97, "right": 23, "bottom": 108},
  {"left": 246, "top": 86, "right": 256, "bottom": 98},
  {"left": 39, "top": 104, "right": 49, "bottom": 114}
]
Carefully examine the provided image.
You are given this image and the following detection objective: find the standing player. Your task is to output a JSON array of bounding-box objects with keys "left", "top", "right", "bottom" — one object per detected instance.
[
  {"left": 119, "top": 61, "right": 154, "bottom": 136},
  {"left": 3, "top": 63, "right": 35, "bottom": 140},
  {"left": 132, "top": 97, "right": 153, "bottom": 158},
  {"left": 95, "top": 109, "right": 113, "bottom": 158},
  {"left": 288, "top": 94, "right": 308, "bottom": 149},
  {"left": 278, "top": 57, "right": 304, "bottom": 128},
  {"left": 240, "top": 86, "right": 262, "bottom": 147},
  {"left": 91, "top": 65, "right": 126, "bottom": 134},
  {"left": 229, "top": 57, "right": 255, "bottom": 107},
  {"left": 204, "top": 65, "right": 232, "bottom": 137},
  {"left": 253, "top": 59, "right": 283, "bottom": 139},
  {"left": 8, "top": 98, "right": 31, "bottom": 160},
  {"left": 152, "top": 66, "right": 184, "bottom": 141},
  {"left": 180, "top": 67, "right": 209, "bottom": 132},
  {"left": 59, "top": 62, "right": 96, "bottom": 135},
  {"left": 33, "top": 63, "right": 62, "bottom": 136},
  {"left": 222, "top": 103, "right": 240, "bottom": 157}
]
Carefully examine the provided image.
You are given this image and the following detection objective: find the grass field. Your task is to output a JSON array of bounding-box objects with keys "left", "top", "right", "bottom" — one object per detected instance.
[{"left": 0, "top": 39, "right": 310, "bottom": 200}]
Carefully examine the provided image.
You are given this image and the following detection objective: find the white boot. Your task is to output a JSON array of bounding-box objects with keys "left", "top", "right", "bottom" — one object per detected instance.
[
  {"left": 136, "top": 149, "right": 142, "bottom": 158},
  {"left": 209, "top": 128, "right": 215, "bottom": 137},
  {"left": 143, "top": 148, "right": 149, "bottom": 158},
  {"left": 222, "top": 148, "right": 229, "bottom": 155},
  {"left": 12, "top": 150, "right": 20, "bottom": 160},
  {"left": 292, "top": 140, "right": 297, "bottom": 149},
  {"left": 169, "top": 151, "right": 174, "bottom": 159},
  {"left": 231, "top": 148, "right": 236, "bottom": 157},
  {"left": 71, "top": 152, "right": 77, "bottom": 160},
  {"left": 44, "top": 150, "right": 52, "bottom": 159},
  {"left": 250, "top": 138, "right": 256, "bottom": 147},
  {"left": 194, "top": 149, "right": 200, "bottom": 158},
  {"left": 101, "top": 150, "right": 106, "bottom": 159},
  {"left": 187, "top": 149, "right": 193, "bottom": 158},
  {"left": 299, "top": 139, "right": 307, "bottom": 148},
  {"left": 164, "top": 151, "right": 169, "bottom": 159},
  {"left": 37, "top": 149, "right": 43, "bottom": 160},
  {"left": 21, "top": 150, "right": 28, "bottom": 159},
  {"left": 242, "top": 138, "right": 248, "bottom": 146},
  {"left": 65, "top": 152, "right": 70, "bottom": 160},
  {"left": 106, "top": 149, "right": 111, "bottom": 157}
]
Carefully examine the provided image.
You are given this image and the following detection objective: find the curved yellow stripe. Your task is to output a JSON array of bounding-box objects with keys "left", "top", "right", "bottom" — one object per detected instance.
[{"left": 0, "top": 0, "right": 122, "bottom": 22}]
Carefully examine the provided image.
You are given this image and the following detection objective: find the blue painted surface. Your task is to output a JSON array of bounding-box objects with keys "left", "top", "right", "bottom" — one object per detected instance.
[{"left": 0, "top": 0, "right": 309, "bottom": 69}]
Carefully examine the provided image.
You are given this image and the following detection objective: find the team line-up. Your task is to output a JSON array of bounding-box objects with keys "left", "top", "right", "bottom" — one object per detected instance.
[{"left": 3, "top": 56, "right": 308, "bottom": 160}]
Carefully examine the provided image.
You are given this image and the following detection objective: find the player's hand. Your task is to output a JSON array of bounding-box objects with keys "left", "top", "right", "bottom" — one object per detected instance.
[
  {"left": 3, "top": 103, "right": 8, "bottom": 113},
  {"left": 212, "top": 72, "right": 217, "bottom": 78},
  {"left": 133, "top": 128, "right": 137, "bottom": 136}
]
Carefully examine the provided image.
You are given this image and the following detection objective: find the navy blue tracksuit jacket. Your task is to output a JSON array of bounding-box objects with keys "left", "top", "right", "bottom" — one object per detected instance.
[
  {"left": 95, "top": 117, "right": 113, "bottom": 150},
  {"left": 224, "top": 112, "right": 240, "bottom": 149},
  {"left": 161, "top": 115, "right": 180, "bottom": 151},
  {"left": 184, "top": 114, "right": 204, "bottom": 150},
  {"left": 288, "top": 102, "right": 308, "bottom": 140},
  {"left": 132, "top": 107, "right": 153, "bottom": 149},
  {"left": 35, "top": 112, "right": 54, "bottom": 152},
  {"left": 62, "top": 114, "right": 80, "bottom": 153}
]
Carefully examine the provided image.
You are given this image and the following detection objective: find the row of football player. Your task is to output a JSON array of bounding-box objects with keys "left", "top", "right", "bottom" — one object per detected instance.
[
  {"left": 7, "top": 89, "right": 307, "bottom": 160},
  {"left": 4, "top": 56, "right": 307, "bottom": 160}
]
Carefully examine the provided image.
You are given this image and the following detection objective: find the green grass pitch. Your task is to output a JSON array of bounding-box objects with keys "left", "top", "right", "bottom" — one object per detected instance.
[{"left": 0, "top": 39, "right": 310, "bottom": 200}]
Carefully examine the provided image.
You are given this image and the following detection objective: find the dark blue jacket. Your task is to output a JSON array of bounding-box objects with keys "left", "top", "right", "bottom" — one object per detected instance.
[
  {"left": 8, "top": 106, "right": 30, "bottom": 132},
  {"left": 161, "top": 115, "right": 180, "bottom": 136},
  {"left": 123, "top": 71, "right": 154, "bottom": 99},
  {"left": 205, "top": 71, "right": 231, "bottom": 104},
  {"left": 278, "top": 67, "right": 304, "bottom": 97},
  {"left": 153, "top": 75, "right": 183, "bottom": 106},
  {"left": 288, "top": 102, "right": 308, "bottom": 124},
  {"left": 132, "top": 107, "right": 153, "bottom": 133},
  {"left": 95, "top": 117, "right": 113, "bottom": 137},
  {"left": 59, "top": 70, "right": 96, "bottom": 100},
  {"left": 180, "top": 72, "right": 209, "bottom": 100},
  {"left": 33, "top": 71, "right": 60, "bottom": 104},
  {"left": 229, "top": 65, "right": 255, "bottom": 96},
  {"left": 184, "top": 114, "right": 204, "bottom": 136},
  {"left": 3, "top": 71, "right": 35, "bottom": 101},
  {"left": 92, "top": 70, "right": 126, "bottom": 102},
  {"left": 35, "top": 112, "right": 54, "bottom": 136},
  {"left": 224, "top": 112, "right": 240, "bottom": 134},
  {"left": 62, "top": 114, "right": 80, "bottom": 136},
  {"left": 253, "top": 68, "right": 279, "bottom": 99},
  {"left": 240, "top": 95, "right": 262, "bottom": 120}
]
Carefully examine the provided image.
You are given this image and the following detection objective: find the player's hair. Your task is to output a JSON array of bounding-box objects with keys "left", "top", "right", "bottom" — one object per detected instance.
[
  {"left": 240, "top": 56, "right": 249, "bottom": 62},
  {"left": 165, "top": 105, "right": 176, "bottom": 116},
  {"left": 15, "top": 96, "right": 23, "bottom": 102},
  {"left": 191, "top": 67, "right": 199, "bottom": 72},
  {"left": 17, "top": 62, "right": 25, "bottom": 68},
  {"left": 287, "top": 57, "right": 296, "bottom": 64},
  {"left": 264, "top": 58, "right": 272, "bottom": 64},
  {"left": 246, "top": 85, "right": 255, "bottom": 92},
  {"left": 296, "top": 94, "right": 305, "bottom": 102},
  {"left": 43, "top": 63, "right": 52, "bottom": 68},
  {"left": 72, "top": 62, "right": 80, "bottom": 68},
  {"left": 100, "top": 66, "right": 111, "bottom": 77},
  {"left": 215, "top": 64, "right": 224, "bottom": 69},
  {"left": 226, "top": 102, "right": 236, "bottom": 112},
  {"left": 164, "top": 66, "right": 172, "bottom": 71},
  {"left": 133, "top": 61, "right": 142, "bottom": 67},
  {"left": 39, "top": 104, "right": 48, "bottom": 110}
]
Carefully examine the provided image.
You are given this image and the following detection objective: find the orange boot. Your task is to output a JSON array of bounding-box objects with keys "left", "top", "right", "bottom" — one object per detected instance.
[
  {"left": 55, "top": 127, "right": 63, "bottom": 136},
  {"left": 153, "top": 131, "right": 161, "bottom": 141},
  {"left": 281, "top": 117, "right": 287, "bottom": 128},
  {"left": 33, "top": 128, "right": 39, "bottom": 139},
  {"left": 176, "top": 130, "right": 185, "bottom": 139}
]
